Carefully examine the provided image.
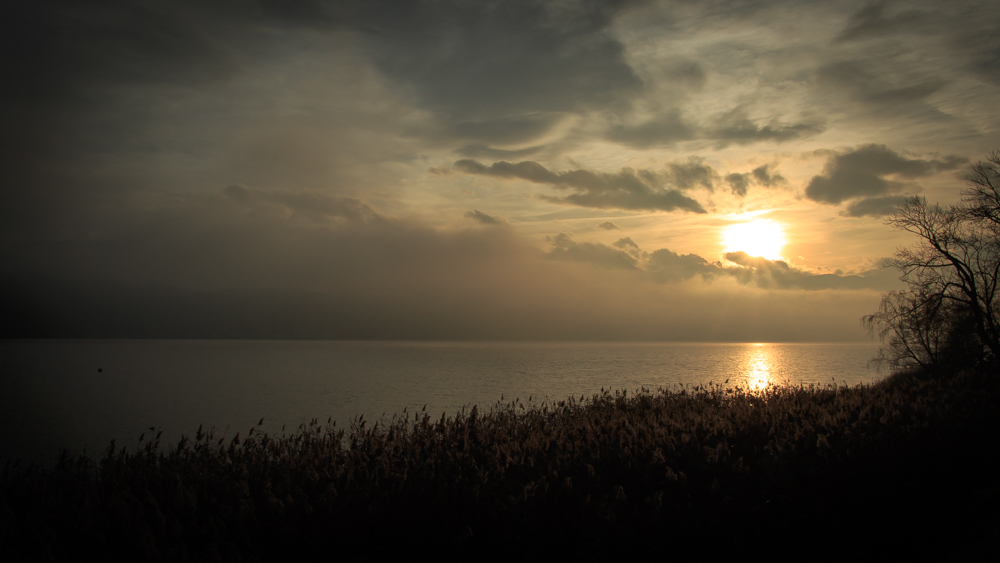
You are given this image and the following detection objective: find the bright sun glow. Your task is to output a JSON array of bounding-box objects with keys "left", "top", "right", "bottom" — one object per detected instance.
[{"left": 722, "top": 219, "right": 787, "bottom": 260}]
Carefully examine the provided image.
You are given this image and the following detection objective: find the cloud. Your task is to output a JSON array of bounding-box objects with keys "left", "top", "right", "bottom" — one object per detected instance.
[
  {"left": 10, "top": 0, "right": 996, "bottom": 345},
  {"left": 751, "top": 165, "right": 785, "bottom": 187},
  {"left": 662, "top": 158, "right": 717, "bottom": 191},
  {"left": 453, "top": 159, "right": 708, "bottom": 213},
  {"left": 455, "top": 159, "right": 557, "bottom": 183},
  {"left": 606, "top": 107, "right": 823, "bottom": 149},
  {"left": 815, "top": 61, "right": 945, "bottom": 107},
  {"left": 835, "top": 2, "right": 931, "bottom": 42},
  {"left": 726, "top": 173, "right": 750, "bottom": 197},
  {"left": 353, "top": 0, "right": 643, "bottom": 142},
  {"left": 2, "top": 3, "right": 239, "bottom": 105},
  {"left": 543, "top": 234, "right": 897, "bottom": 291},
  {"left": 224, "top": 184, "right": 381, "bottom": 222},
  {"left": 718, "top": 252, "right": 892, "bottom": 291},
  {"left": 546, "top": 233, "right": 639, "bottom": 270},
  {"left": 612, "top": 237, "right": 639, "bottom": 249},
  {"left": 254, "top": 0, "right": 342, "bottom": 27},
  {"left": 444, "top": 115, "right": 562, "bottom": 145},
  {"left": 646, "top": 248, "right": 721, "bottom": 283},
  {"left": 537, "top": 179, "right": 705, "bottom": 213},
  {"left": 455, "top": 144, "right": 543, "bottom": 160},
  {"left": 706, "top": 108, "right": 824, "bottom": 148},
  {"left": 605, "top": 110, "right": 697, "bottom": 148},
  {"left": 612, "top": 236, "right": 645, "bottom": 260},
  {"left": 805, "top": 144, "right": 965, "bottom": 205},
  {"left": 465, "top": 209, "right": 507, "bottom": 225},
  {"left": 662, "top": 59, "right": 708, "bottom": 90},
  {"left": 841, "top": 196, "right": 910, "bottom": 217},
  {"left": 974, "top": 48, "right": 1000, "bottom": 85},
  {"left": 597, "top": 221, "right": 621, "bottom": 230},
  {"left": 721, "top": 252, "right": 895, "bottom": 291},
  {"left": 0, "top": 184, "right": 900, "bottom": 342},
  {"left": 725, "top": 164, "right": 786, "bottom": 198}
]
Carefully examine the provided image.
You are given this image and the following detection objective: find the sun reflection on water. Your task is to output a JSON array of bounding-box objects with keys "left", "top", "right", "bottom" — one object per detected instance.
[{"left": 742, "top": 343, "right": 774, "bottom": 391}]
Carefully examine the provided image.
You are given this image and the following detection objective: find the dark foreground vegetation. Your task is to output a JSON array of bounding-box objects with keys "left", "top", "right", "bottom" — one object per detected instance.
[{"left": 2, "top": 365, "right": 998, "bottom": 561}]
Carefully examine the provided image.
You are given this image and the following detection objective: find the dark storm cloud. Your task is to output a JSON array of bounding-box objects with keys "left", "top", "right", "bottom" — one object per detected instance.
[
  {"left": 453, "top": 159, "right": 708, "bottom": 213},
  {"left": 1, "top": 1, "right": 238, "bottom": 103},
  {"left": 353, "top": 0, "right": 644, "bottom": 143},
  {"left": 597, "top": 221, "right": 621, "bottom": 231},
  {"left": 805, "top": 144, "right": 965, "bottom": 205},
  {"left": 0, "top": 1, "right": 373, "bottom": 216},
  {"left": 5, "top": 0, "right": 650, "bottom": 185},
  {"left": 1, "top": 1, "right": 240, "bottom": 185},
  {"left": 465, "top": 209, "right": 507, "bottom": 225}
]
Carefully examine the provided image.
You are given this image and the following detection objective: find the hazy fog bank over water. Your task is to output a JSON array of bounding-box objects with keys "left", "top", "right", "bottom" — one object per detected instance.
[{"left": 1, "top": 340, "right": 881, "bottom": 466}]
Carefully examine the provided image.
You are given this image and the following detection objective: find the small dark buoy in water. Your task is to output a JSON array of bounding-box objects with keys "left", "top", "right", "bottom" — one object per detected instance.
[{"left": 97, "top": 368, "right": 103, "bottom": 373}]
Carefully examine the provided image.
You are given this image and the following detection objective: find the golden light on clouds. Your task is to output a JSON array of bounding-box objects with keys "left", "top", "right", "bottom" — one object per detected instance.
[
  {"left": 722, "top": 219, "right": 787, "bottom": 260},
  {"left": 5, "top": 0, "right": 995, "bottom": 341}
]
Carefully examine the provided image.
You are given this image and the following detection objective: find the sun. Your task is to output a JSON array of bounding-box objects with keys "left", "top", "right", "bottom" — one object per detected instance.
[{"left": 722, "top": 219, "right": 787, "bottom": 260}]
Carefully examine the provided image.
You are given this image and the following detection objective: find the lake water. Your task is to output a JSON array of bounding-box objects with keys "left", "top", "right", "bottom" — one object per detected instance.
[{"left": 0, "top": 340, "right": 883, "bottom": 466}]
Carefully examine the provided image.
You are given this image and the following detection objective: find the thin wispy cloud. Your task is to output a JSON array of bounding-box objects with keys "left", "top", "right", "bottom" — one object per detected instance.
[{"left": 453, "top": 159, "right": 708, "bottom": 213}]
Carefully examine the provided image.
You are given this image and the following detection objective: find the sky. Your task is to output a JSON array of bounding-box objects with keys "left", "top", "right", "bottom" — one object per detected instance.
[{"left": 2, "top": 0, "right": 999, "bottom": 341}]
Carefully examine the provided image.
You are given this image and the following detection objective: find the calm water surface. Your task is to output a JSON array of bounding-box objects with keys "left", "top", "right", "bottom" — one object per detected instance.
[{"left": 0, "top": 340, "right": 882, "bottom": 465}]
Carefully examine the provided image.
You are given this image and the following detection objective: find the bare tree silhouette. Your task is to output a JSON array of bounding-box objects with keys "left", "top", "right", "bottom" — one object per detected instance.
[{"left": 864, "top": 151, "right": 1000, "bottom": 372}]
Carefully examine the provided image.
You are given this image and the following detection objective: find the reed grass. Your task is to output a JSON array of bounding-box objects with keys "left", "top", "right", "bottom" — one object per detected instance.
[{"left": 2, "top": 367, "right": 997, "bottom": 561}]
